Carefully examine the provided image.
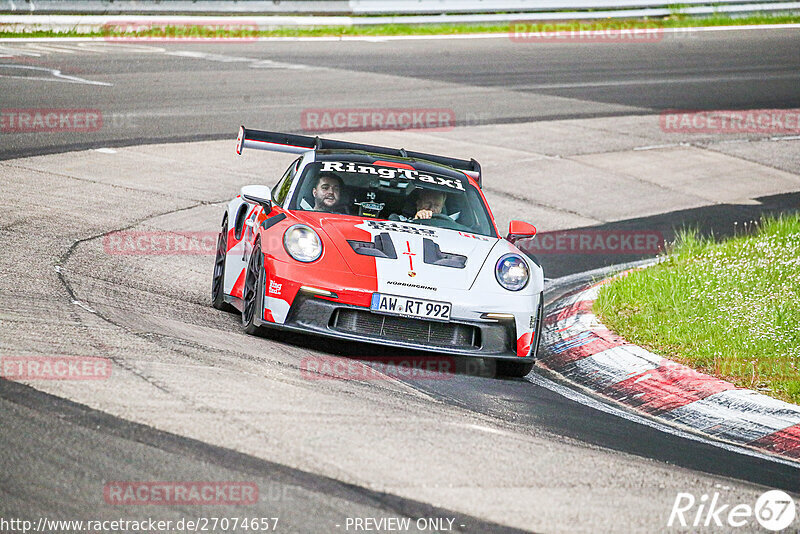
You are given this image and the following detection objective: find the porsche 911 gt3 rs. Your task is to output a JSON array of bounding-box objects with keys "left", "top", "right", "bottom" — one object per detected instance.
[{"left": 211, "top": 127, "right": 544, "bottom": 377}]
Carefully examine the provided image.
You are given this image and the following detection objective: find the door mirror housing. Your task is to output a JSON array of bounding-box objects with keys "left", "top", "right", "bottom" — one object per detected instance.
[
  {"left": 507, "top": 220, "right": 537, "bottom": 244},
  {"left": 241, "top": 185, "right": 272, "bottom": 210}
]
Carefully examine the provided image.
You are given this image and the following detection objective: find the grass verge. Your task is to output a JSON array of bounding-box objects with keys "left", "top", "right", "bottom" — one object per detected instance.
[
  {"left": 594, "top": 214, "right": 800, "bottom": 403},
  {"left": 0, "top": 13, "right": 799, "bottom": 39}
]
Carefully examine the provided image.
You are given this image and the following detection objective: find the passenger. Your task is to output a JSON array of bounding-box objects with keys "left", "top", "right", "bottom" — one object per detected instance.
[{"left": 312, "top": 173, "right": 347, "bottom": 213}]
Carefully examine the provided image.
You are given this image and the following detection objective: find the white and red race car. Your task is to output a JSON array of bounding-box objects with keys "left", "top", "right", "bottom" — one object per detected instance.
[{"left": 211, "top": 127, "right": 544, "bottom": 377}]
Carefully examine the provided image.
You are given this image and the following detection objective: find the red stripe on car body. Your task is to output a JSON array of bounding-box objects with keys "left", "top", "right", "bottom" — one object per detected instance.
[
  {"left": 373, "top": 160, "right": 415, "bottom": 170},
  {"left": 230, "top": 269, "right": 246, "bottom": 299},
  {"left": 516, "top": 332, "right": 533, "bottom": 357}
]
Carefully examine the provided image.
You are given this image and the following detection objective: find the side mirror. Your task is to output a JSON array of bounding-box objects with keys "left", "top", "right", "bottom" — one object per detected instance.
[
  {"left": 507, "top": 220, "right": 537, "bottom": 244},
  {"left": 241, "top": 185, "right": 272, "bottom": 210}
]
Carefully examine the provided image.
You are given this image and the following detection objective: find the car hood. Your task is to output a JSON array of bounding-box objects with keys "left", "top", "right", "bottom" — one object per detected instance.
[{"left": 313, "top": 216, "right": 499, "bottom": 291}]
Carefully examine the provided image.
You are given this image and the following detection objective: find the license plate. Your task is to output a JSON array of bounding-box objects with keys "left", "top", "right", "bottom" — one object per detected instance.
[{"left": 370, "top": 293, "right": 451, "bottom": 321}]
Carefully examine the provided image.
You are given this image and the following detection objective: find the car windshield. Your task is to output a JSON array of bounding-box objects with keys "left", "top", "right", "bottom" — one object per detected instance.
[{"left": 288, "top": 160, "right": 496, "bottom": 237}]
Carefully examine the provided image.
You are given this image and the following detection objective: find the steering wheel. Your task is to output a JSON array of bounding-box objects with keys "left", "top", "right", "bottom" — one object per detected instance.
[
  {"left": 414, "top": 213, "right": 471, "bottom": 231},
  {"left": 412, "top": 213, "right": 451, "bottom": 223}
]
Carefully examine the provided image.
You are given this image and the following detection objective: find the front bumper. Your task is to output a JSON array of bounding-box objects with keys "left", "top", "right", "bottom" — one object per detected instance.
[{"left": 261, "top": 292, "right": 535, "bottom": 360}]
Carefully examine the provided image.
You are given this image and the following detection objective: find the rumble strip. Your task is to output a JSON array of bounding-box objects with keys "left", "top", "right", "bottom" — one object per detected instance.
[{"left": 540, "top": 276, "right": 800, "bottom": 462}]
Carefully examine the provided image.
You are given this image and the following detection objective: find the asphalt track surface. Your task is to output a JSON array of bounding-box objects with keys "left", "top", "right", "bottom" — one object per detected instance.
[
  {"left": 0, "top": 27, "right": 799, "bottom": 159},
  {"left": 1, "top": 28, "right": 800, "bottom": 533}
]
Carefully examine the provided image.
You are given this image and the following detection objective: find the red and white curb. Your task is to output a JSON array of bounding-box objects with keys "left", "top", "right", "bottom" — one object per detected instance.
[{"left": 540, "top": 275, "right": 800, "bottom": 462}]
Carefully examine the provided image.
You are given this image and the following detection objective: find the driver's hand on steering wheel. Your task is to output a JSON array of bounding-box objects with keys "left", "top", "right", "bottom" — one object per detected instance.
[{"left": 414, "top": 209, "right": 434, "bottom": 220}]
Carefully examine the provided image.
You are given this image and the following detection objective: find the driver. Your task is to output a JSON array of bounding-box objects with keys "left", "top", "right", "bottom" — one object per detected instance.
[
  {"left": 389, "top": 188, "right": 448, "bottom": 222},
  {"left": 312, "top": 173, "right": 347, "bottom": 213},
  {"left": 413, "top": 189, "right": 446, "bottom": 220}
]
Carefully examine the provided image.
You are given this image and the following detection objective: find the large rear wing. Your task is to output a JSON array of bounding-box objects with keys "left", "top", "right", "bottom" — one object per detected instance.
[{"left": 235, "top": 126, "right": 483, "bottom": 188}]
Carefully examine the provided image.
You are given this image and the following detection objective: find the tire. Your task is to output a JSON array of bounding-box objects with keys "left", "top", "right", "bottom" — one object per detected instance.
[
  {"left": 211, "top": 215, "right": 234, "bottom": 312},
  {"left": 495, "top": 360, "right": 534, "bottom": 378},
  {"left": 242, "top": 239, "right": 265, "bottom": 335}
]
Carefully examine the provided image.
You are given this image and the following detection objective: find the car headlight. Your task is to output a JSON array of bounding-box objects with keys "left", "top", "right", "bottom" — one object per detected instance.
[
  {"left": 283, "top": 224, "right": 323, "bottom": 262},
  {"left": 495, "top": 254, "right": 529, "bottom": 291}
]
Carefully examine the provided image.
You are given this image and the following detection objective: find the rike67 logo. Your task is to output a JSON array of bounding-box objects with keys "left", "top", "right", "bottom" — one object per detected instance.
[{"left": 668, "top": 490, "right": 796, "bottom": 531}]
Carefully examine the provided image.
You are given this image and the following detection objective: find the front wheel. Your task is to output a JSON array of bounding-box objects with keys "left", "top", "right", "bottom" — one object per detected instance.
[
  {"left": 242, "top": 240, "right": 265, "bottom": 335},
  {"left": 495, "top": 360, "right": 534, "bottom": 378}
]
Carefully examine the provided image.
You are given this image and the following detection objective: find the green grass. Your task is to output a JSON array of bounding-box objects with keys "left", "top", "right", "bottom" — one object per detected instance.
[
  {"left": 0, "top": 13, "right": 798, "bottom": 38},
  {"left": 594, "top": 214, "right": 800, "bottom": 403}
]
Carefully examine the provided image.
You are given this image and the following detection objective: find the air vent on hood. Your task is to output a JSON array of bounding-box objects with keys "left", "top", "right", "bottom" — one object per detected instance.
[
  {"left": 348, "top": 232, "right": 397, "bottom": 259},
  {"left": 423, "top": 239, "right": 466, "bottom": 269}
]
